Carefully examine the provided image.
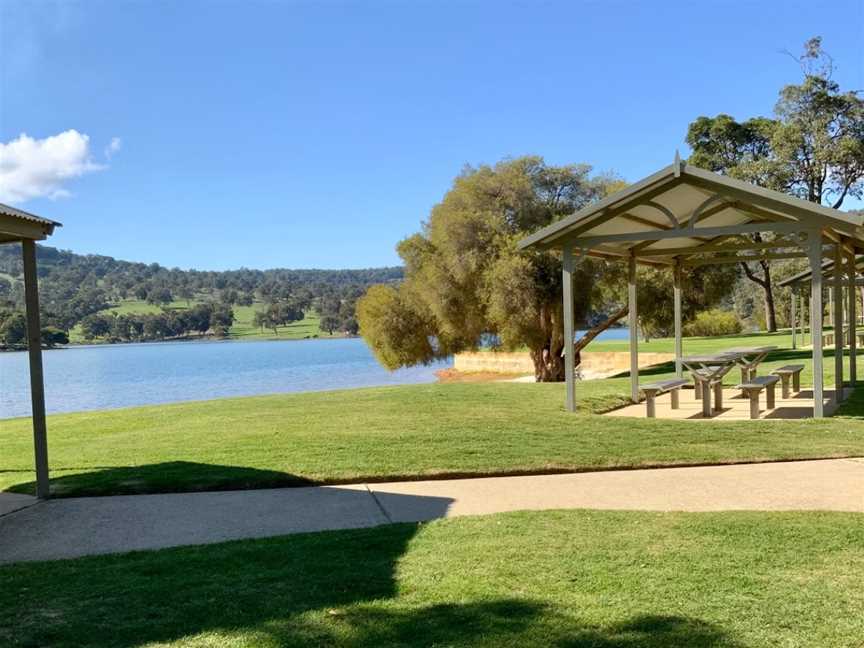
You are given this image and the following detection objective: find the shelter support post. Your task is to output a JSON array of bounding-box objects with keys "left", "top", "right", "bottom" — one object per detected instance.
[
  {"left": 801, "top": 292, "right": 807, "bottom": 346},
  {"left": 791, "top": 288, "right": 797, "bottom": 349},
  {"left": 629, "top": 254, "right": 638, "bottom": 402},
  {"left": 22, "top": 239, "right": 50, "bottom": 499},
  {"left": 848, "top": 246, "right": 857, "bottom": 387},
  {"left": 809, "top": 232, "right": 824, "bottom": 417},
  {"left": 833, "top": 244, "right": 844, "bottom": 402},
  {"left": 673, "top": 261, "right": 682, "bottom": 377},
  {"left": 562, "top": 244, "right": 576, "bottom": 412}
]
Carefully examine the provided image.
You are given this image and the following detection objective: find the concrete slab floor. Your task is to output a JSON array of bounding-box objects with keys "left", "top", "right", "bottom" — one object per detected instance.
[
  {"left": 604, "top": 387, "right": 854, "bottom": 420},
  {"left": 1, "top": 459, "right": 862, "bottom": 564}
]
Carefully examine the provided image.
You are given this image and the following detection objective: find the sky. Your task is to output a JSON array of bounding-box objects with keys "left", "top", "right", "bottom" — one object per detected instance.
[{"left": 1, "top": 0, "right": 863, "bottom": 271}]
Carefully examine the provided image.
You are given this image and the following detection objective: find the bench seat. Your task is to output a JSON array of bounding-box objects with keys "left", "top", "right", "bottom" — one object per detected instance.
[
  {"left": 771, "top": 364, "right": 805, "bottom": 398},
  {"left": 736, "top": 375, "right": 780, "bottom": 419},
  {"left": 640, "top": 378, "right": 689, "bottom": 418}
]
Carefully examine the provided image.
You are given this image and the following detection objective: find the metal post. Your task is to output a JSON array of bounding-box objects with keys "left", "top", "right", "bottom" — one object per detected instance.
[
  {"left": 848, "top": 246, "right": 857, "bottom": 387},
  {"left": 809, "top": 232, "right": 824, "bottom": 417},
  {"left": 791, "top": 288, "right": 797, "bottom": 349},
  {"left": 22, "top": 240, "right": 50, "bottom": 498},
  {"left": 800, "top": 292, "right": 806, "bottom": 347},
  {"left": 628, "top": 254, "right": 638, "bottom": 402},
  {"left": 562, "top": 244, "right": 576, "bottom": 412},
  {"left": 673, "top": 261, "right": 682, "bottom": 378},
  {"left": 834, "top": 244, "right": 844, "bottom": 402}
]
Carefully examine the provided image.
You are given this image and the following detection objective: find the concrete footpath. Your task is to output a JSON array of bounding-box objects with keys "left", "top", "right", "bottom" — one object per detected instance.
[{"left": 1, "top": 458, "right": 862, "bottom": 564}]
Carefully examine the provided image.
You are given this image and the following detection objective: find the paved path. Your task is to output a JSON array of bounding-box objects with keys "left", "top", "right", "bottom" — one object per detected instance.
[{"left": 1, "top": 458, "right": 862, "bottom": 564}]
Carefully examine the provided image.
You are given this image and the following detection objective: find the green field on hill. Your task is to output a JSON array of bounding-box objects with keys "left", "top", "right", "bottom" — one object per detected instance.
[{"left": 68, "top": 298, "right": 337, "bottom": 343}]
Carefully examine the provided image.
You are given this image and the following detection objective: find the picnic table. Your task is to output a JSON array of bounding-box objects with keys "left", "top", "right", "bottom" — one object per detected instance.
[
  {"left": 721, "top": 346, "right": 778, "bottom": 383},
  {"left": 681, "top": 353, "right": 741, "bottom": 417},
  {"left": 681, "top": 346, "right": 778, "bottom": 417}
]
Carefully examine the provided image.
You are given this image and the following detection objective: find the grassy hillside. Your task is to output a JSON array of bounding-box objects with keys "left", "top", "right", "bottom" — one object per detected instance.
[{"left": 68, "top": 298, "right": 339, "bottom": 343}]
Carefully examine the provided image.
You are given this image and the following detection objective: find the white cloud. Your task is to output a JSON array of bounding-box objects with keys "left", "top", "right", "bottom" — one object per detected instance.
[
  {"left": 0, "top": 130, "right": 117, "bottom": 203},
  {"left": 105, "top": 137, "right": 122, "bottom": 159}
]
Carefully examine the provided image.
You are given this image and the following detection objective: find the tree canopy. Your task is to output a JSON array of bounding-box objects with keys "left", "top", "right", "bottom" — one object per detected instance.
[
  {"left": 686, "top": 37, "right": 864, "bottom": 330},
  {"left": 358, "top": 156, "right": 736, "bottom": 381}
]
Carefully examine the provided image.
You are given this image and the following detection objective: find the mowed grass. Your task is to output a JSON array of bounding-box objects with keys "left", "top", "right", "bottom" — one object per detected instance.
[
  {"left": 68, "top": 298, "right": 337, "bottom": 343},
  {"left": 3, "top": 377, "right": 864, "bottom": 497},
  {"left": 2, "top": 509, "right": 862, "bottom": 647}
]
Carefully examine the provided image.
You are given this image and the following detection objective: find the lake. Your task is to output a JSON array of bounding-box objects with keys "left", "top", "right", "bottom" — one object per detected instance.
[{"left": 0, "top": 329, "right": 630, "bottom": 418}]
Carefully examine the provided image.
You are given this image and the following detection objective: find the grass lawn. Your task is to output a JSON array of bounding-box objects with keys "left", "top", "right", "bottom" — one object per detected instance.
[
  {"left": 588, "top": 328, "right": 799, "bottom": 354},
  {"left": 2, "top": 509, "right": 862, "bottom": 647},
  {"left": 3, "top": 375, "right": 864, "bottom": 497},
  {"left": 68, "top": 298, "right": 339, "bottom": 343}
]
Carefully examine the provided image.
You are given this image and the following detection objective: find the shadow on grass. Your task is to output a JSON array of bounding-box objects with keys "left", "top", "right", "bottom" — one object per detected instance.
[
  {"left": 0, "top": 519, "right": 738, "bottom": 648},
  {"left": 4, "top": 460, "right": 317, "bottom": 497}
]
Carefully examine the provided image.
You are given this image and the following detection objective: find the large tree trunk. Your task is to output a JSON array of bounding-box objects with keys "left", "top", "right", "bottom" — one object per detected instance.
[{"left": 530, "top": 304, "right": 629, "bottom": 382}]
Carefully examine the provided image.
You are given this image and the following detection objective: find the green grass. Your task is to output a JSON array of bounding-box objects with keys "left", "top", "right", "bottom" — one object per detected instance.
[
  {"left": 2, "top": 509, "right": 862, "bottom": 647},
  {"left": 485, "top": 329, "right": 806, "bottom": 355},
  {"left": 68, "top": 298, "right": 339, "bottom": 343},
  {"left": 588, "top": 329, "right": 798, "bottom": 354},
  {"left": 229, "top": 303, "right": 335, "bottom": 340},
  {"left": 3, "top": 376, "right": 864, "bottom": 497}
]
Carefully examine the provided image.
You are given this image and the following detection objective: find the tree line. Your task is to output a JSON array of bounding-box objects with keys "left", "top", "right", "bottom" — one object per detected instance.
[
  {"left": 78, "top": 303, "right": 235, "bottom": 343},
  {"left": 0, "top": 243, "right": 402, "bottom": 346}
]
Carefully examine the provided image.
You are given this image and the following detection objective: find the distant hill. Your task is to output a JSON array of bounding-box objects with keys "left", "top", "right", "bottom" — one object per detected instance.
[{"left": 0, "top": 243, "right": 403, "bottom": 344}]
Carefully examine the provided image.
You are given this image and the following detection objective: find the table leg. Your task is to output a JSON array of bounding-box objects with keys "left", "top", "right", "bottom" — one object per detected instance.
[
  {"left": 766, "top": 383, "right": 776, "bottom": 409},
  {"left": 713, "top": 381, "right": 723, "bottom": 411},
  {"left": 694, "top": 378, "right": 702, "bottom": 400},
  {"left": 701, "top": 381, "right": 713, "bottom": 417},
  {"left": 670, "top": 388, "right": 680, "bottom": 409}
]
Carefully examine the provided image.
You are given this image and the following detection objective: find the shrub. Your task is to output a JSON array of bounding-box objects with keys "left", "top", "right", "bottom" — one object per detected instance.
[{"left": 683, "top": 309, "right": 742, "bottom": 337}]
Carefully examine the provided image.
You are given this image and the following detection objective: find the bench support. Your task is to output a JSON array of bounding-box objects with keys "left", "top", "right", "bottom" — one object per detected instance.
[
  {"left": 766, "top": 382, "right": 776, "bottom": 409},
  {"left": 746, "top": 389, "right": 760, "bottom": 419},
  {"left": 779, "top": 374, "right": 791, "bottom": 399},
  {"left": 646, "top": 394, "right": 656, "bottom": 418}
]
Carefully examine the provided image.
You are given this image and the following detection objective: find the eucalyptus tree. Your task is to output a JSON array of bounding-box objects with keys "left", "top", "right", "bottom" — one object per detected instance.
[{"left": 686, "top": 37, "right": 864, "bottom": 330}]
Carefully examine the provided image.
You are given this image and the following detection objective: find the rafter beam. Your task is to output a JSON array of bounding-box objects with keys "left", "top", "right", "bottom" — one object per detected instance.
[
  {"left": 681, "top": 251, "right": 821, "bottom": 267},
  {"left": 544, "top": 178, "right": 686, "bottom": 245},
  {"left": 640, "top": 237, "right": 802, "bottom": 257},
  {"left": 686, "top": 174, "right": 863, "bottom": 236},
  {"left": 630, "top": 198, "right": 737, "bottom": 252},
  {"left": 571, "top": 221, "right": 812, "bottom": 248}
]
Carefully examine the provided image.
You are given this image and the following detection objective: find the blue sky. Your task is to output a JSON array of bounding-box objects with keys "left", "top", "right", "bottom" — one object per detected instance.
[{"left": 1, "top": 0, "right": 862, "bottom": 270}]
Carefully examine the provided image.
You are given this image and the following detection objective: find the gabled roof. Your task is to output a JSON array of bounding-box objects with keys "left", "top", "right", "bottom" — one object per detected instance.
[
  {"left": 518, "top": 160, "right": 864, "bottom": 265},
  {"left": 0, "top": 203, "right": 61, "bottom": 243}
]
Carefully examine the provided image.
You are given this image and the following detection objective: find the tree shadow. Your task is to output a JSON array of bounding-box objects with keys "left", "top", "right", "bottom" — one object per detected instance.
[
  {"left": 4, "top": 460, "right": 319, "bottom": 497},
  {"left": 0, "top": 517, "right": 739, "bottom": 648}
]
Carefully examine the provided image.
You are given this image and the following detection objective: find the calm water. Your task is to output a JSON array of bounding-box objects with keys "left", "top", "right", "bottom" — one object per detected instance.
[{"left": 0, "top": 329, "right": 629, "bottom": 418}]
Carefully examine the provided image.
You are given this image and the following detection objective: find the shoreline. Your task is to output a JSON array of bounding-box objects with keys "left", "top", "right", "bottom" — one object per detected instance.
[{"left": 0, "top": 332, "right": 357, "bottom": 353}]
